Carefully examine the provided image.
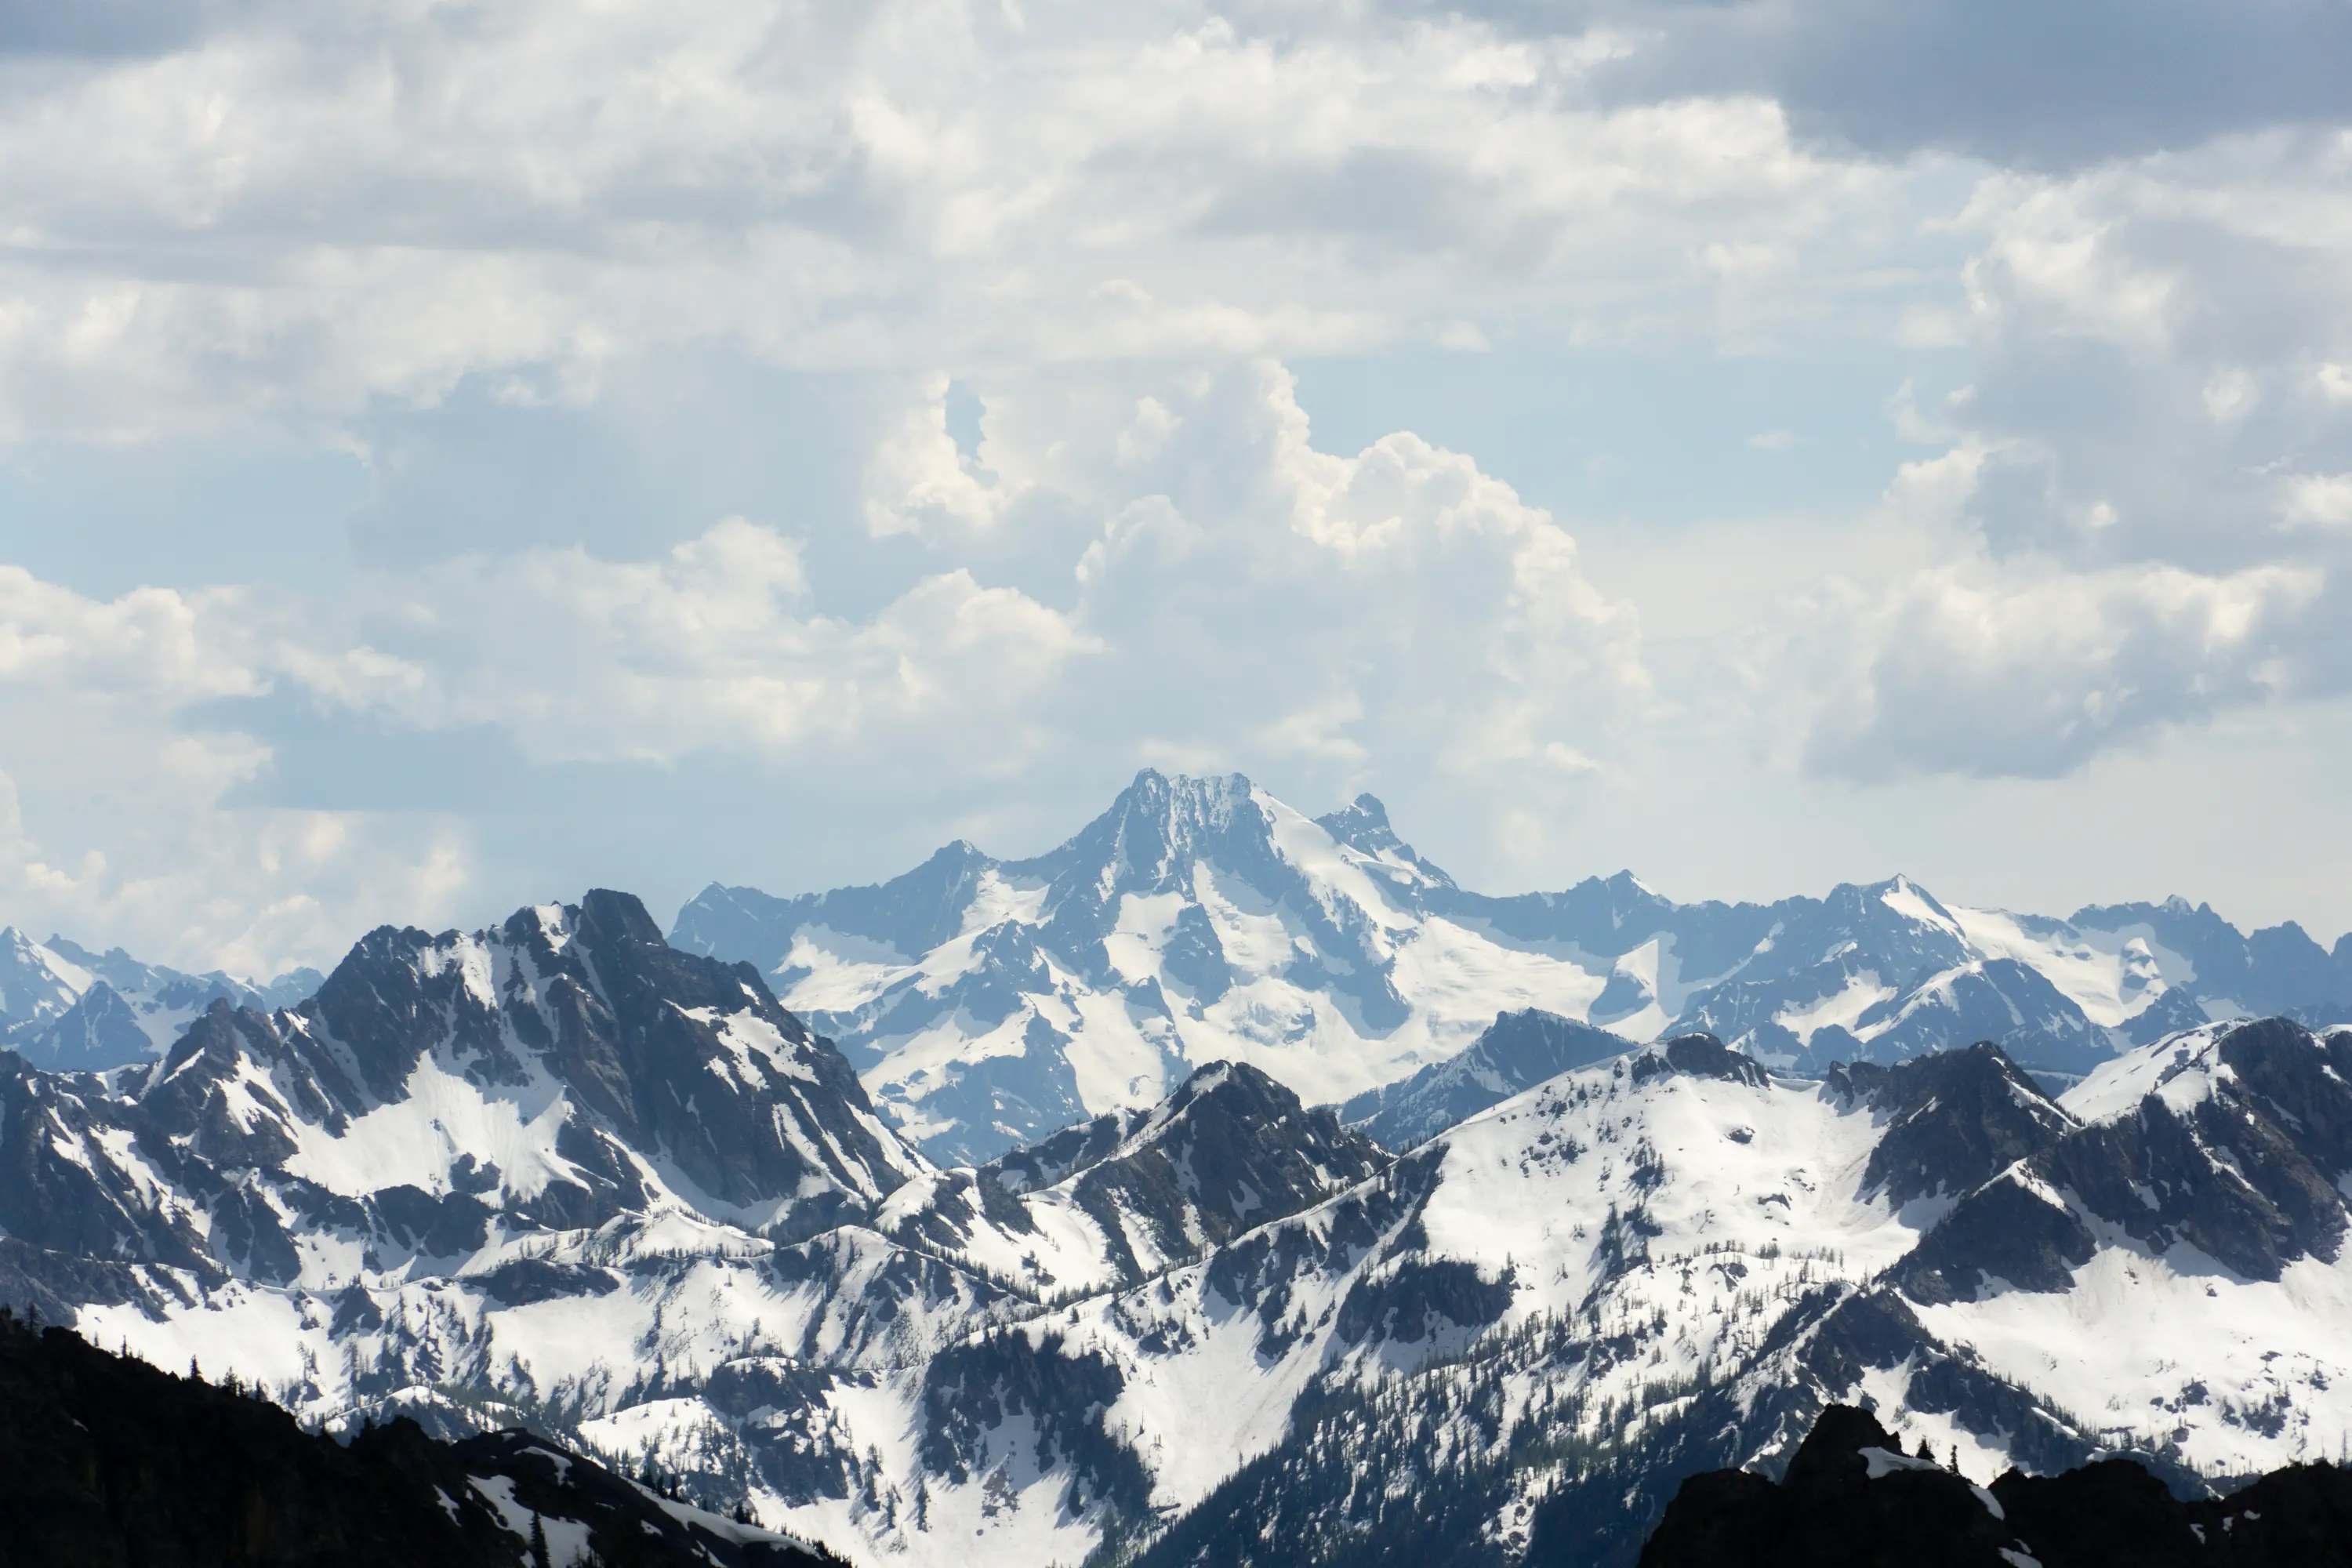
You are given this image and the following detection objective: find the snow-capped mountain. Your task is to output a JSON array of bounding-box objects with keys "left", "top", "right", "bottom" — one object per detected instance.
[
  {"left": 673, "top": 771, "right": 1566, "bottom": 1165},
  {"left": 672, "top": 769, "right": 2352, "bottom": 1163},
  {"left": 0, "top": 888, "right": 1397, "bottom": 1563},
  {"left": 0, "top": 926, "right": 321, "bottom": 1073},
  {"left": 14, "top": 873, "right": 2352, "bottom": 1567},
  {"left": 0, "top": 889, "right": 930, "bottom": 1327}
]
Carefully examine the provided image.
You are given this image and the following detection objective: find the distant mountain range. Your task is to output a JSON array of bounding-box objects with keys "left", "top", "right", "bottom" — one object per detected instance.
[
  {"left": 0, "top": 927, "right": 320, "bottom": 1073},
  {"left": 673, "top": 768, "right": 2352, "bottom": 1161}
]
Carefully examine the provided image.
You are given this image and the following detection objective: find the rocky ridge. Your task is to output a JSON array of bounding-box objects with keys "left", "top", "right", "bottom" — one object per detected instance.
[
  {"left": 1637, "top": 1402, "right": 2352, "bottom": 1567},
  {"left": 0, "top": 1305, "right": 837, "bottom": 1568}
]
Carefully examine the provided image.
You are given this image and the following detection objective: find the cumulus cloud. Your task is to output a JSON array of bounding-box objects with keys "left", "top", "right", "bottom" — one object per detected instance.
[
  {"left": 0, "top": 568, "right": 467, "bottom": 974},
  {"left": 341, "top": 519, "right": 1091, "bottom": 764},
  {"left": 1762, "top": 126, "right": 2352, "bottom": 781},
  {"left": 1784, "top": 555, "right": 2326, "bottom": 779},
  {"left": 0, "top": 1, "right": 1940, "bottom": 440},
  {"left": 347, "top": 361, "right": 1642, "bottom": 793},
  {"left": 0, "top": 360, "right": 1641, "bottom": 960}
]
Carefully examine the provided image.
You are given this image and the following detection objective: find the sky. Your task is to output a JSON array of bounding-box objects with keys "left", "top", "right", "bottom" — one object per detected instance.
[{"left": 1, "top": 0, "right": 2350, "bottom": 977}]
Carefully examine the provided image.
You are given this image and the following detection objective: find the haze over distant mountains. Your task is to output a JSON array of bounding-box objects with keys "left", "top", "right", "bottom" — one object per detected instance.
[
  {"left": 0, "top": 930, "right": 321, "bottom": 1074},
  {"left": 672, "top": 769, "right": 2352, "bottom": 1162}
]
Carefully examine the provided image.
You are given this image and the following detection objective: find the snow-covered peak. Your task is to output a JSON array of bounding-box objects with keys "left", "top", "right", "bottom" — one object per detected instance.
[
  {"left": 675, "top": 777, "right": 2352, "bottom": 1164},
  {"left": 0, "top": 924, "right": 90, "bottom": 1022},
  {"left": 870, "top": 1056, "right": 1388, "bottom": 1299},
  {"left": 1874, "top": 874, "right": 1963, "bottom": 936}
]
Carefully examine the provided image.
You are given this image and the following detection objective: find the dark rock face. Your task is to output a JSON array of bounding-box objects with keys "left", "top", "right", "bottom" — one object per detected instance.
[
  {"left": 1893, "top": 1018, "right": 2352, "bottom": 1303},
  {"left": 1338, "top": 1007, "right": 1632, "bottom": 1149},
  {"left": 884, "top": 1060, "right": 1390, "bottom": 1287},
  {"left": 0, "top": 890, "right": 922, "bottom": 1315},
  {"left": 1833, "top": 1042, "right": 2077, "bottom": 1208},
  {"left": 1631, "top": 1032, "right": 1770, "bottom": 1088},
  {"left": 1638, "top": 1404, "right": 2023, "bottom": 1568},
  {"left": 1040, "top": 1062, "right": 1389, "bottom": 1276},
  {"left": 0, "top": 1309, "right": 837, "bottom": 1568},
  {"left": 1636, "top": 1401, "right": 2352, "bottom": 1568}
]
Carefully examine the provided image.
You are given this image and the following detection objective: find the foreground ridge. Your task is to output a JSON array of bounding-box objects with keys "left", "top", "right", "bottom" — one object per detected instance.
[
  {"left": 0, "top": 1308, "right": 843, "bottom": 1567},
  {"left": 1639, "top": 1402, "right": 2352, "bottom": 1567}
]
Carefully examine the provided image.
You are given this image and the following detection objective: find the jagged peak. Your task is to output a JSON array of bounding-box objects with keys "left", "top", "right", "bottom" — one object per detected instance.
[
  {"left": 1117, "top": 767, "right": 1257, "bottom": 822},
  {"left": 1118, "top": 1058, "right": 1290, "bottom": 1152},
  {"left": 575, "top": 887, "right": 666, "bottom": 947},
  {"left": 1319, "top": 791, "right": 1392, "bottom": 833},
  {"left": 1628, "top": 1032, "right": 1769, "bottom": 1088}
]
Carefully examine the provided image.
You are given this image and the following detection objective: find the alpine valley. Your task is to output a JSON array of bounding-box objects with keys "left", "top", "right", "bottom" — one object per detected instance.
[{"left": 3, "top": 773, "right": 2352, "bottom": 1566}]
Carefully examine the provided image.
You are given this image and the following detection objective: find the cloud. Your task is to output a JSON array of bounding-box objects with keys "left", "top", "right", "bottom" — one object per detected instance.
[
  {"left": 0, "top": 2, "right": 1944, "bottom": 441},
  {"left": 0, "top": 568, "right": 467, "bottom": 975},
  {"left": 1447, "top": 0, "right": 2352, "bottom": 167},
  {"left": 1750, "top": 127, "right": 2352, "bottom": 782},
  {"left": 0, "top": 360, "right": 1642, "bottom": 960},
  {"left": 336, "top": 361, "right": 1643, "bottom": 792},
  {"left": 2, "top": 0, "right": 2351, "bottom": 960},
  {"left": 340, "top": 519, "right": 1092, "bottom": 765},
  {"left": 1784, "top": 555, "right": 2326, "bottom": 780},
  {"left": 2278, "top": 473, "right": 2352, "bottom": 532}
]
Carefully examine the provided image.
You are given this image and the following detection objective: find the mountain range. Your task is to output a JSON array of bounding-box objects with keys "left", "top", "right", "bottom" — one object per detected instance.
[
  {"left": 0, "top": 927, "right": 320, "bottom": 1074},
  {"left": 2, "top": 879, "right": 2352, "bottom": 1563},
  {"left": 4, "top": 771, "right": 2352, "bottom": 1566},
  {"left": 673, "top": 769, "right": 2352, "bottom": 1163}
]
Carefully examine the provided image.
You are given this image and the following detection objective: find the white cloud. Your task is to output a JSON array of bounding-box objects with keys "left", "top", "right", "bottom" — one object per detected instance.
[
  {"left": 4, "top": 1, "right": 2352, "bottom": 957},
  {"left": 1784, "top": 555, "right": 2325, "bottom": 780},
  {"left": 0, "top": 361, "right": 1642, "bottom": 960},
  {"left": 2278, "top": 473, "right": 2352, "bottom": 531},
  {"left": 0, "top": 572, "right": 470, "bottom": 974},
  {"left": 1755, "top": 129, "right": 2352, "bottom": 781},
  {"left": 0, "top": 2, "right": 1947, "bottom": 440}
]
